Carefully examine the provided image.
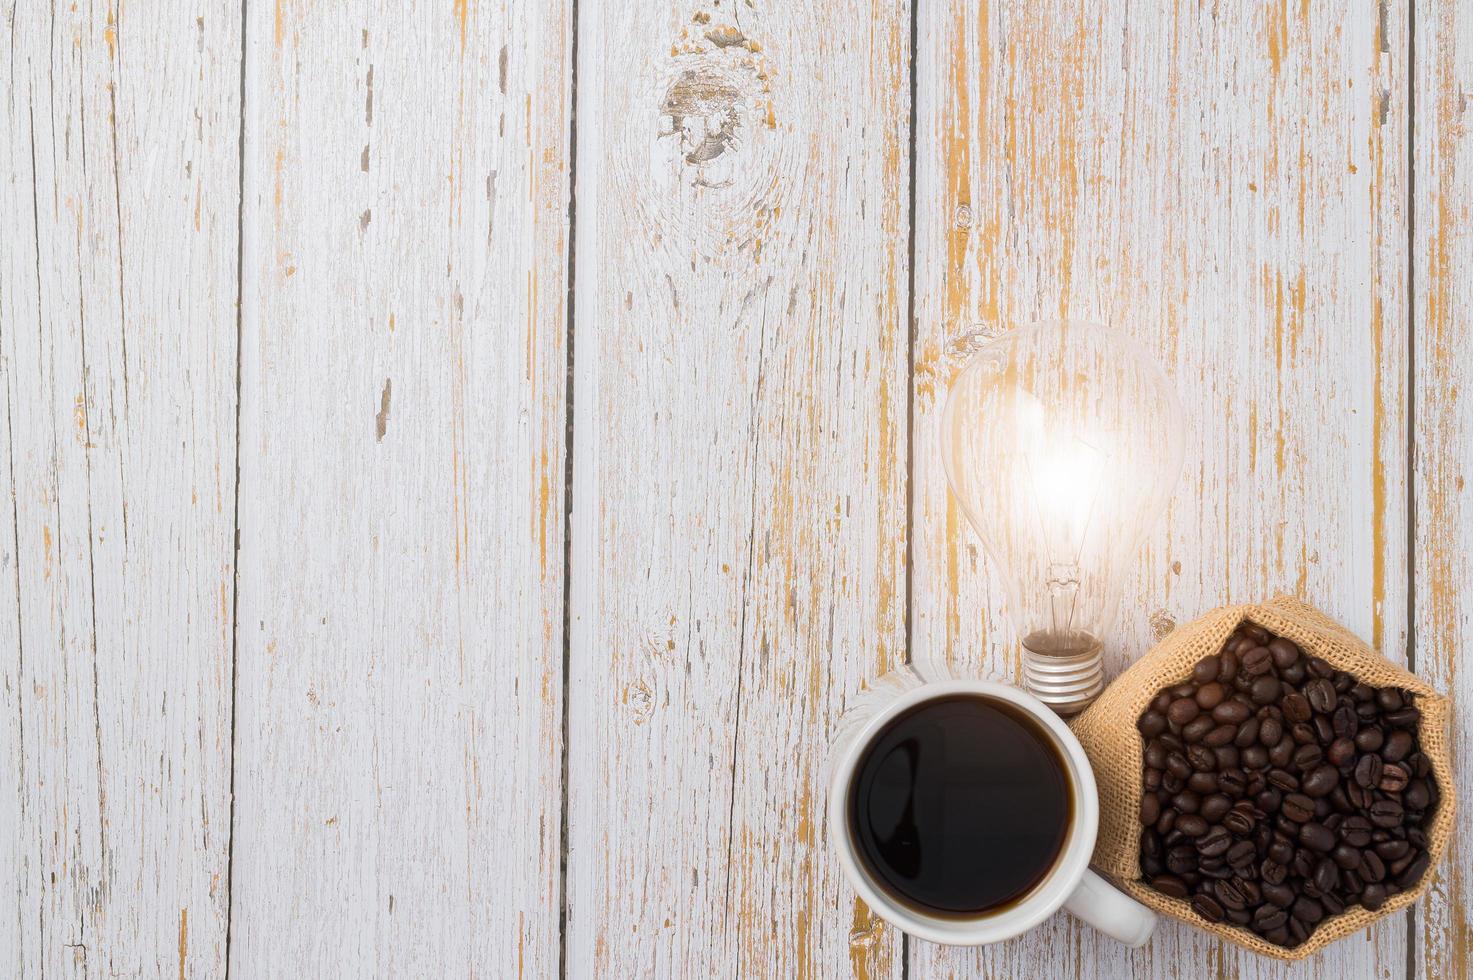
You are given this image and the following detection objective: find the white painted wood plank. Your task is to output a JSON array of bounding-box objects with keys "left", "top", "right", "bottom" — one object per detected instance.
[
  {"left": 566, "top": 1, "right": 910, "bottom": 976},
  {"left": 911, "top": 1, "right": 1410, "bottom": 977},
  {"left": 229, "top": 2, "right": 571, "bottom": 976},
  {"left": 1, "top": 1, "right": 241, "bottom": 975},
  {"left": 1412, "top": 1, "right": 1473, "bottom": 977}
]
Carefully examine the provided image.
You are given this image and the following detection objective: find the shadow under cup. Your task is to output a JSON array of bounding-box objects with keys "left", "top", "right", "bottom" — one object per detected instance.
[{"left": 845, "top": 693, "right": 1077, "bottom": 919}]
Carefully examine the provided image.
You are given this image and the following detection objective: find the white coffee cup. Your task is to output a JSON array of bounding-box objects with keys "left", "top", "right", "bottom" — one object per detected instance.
[{"left": 828, "top": 677, "right": 1157, "bottom": 947}]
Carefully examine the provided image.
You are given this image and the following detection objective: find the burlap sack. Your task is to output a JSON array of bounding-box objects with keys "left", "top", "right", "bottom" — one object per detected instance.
[{"left": 1071, "top": 595, "right": 1456, "bottom": 960}]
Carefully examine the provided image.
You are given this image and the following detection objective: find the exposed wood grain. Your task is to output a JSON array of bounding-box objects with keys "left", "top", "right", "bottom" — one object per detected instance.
[
  {"left": 565, "top": 1, "right": 910, "bottom": 975},
  {"left": 0, "top": 1, "right": 240, "bottom": 975},
  {"left": 229, "top": 3, "right": 570, "bottom": 975},
  {"left": 1412, "top": 2, "right": 1473, "bottom": 978},
  {"left": 911, "top": 1, "right": 1410, "bottom": 977}
]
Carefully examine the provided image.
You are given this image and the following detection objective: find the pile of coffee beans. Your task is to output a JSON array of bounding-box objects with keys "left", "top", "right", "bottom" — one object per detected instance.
[{"left": 1136, "top": 622, "right": 1439, "bottom": 948}]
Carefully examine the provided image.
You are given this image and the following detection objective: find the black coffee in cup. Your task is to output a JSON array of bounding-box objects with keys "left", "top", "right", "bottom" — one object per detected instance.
[{"left": 848, "top": 695, "right": 1073, "bottom": 917}]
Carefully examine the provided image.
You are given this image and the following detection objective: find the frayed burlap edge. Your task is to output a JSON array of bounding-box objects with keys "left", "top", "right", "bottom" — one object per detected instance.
[{"left": 1070, "top": 595, "right": 1457, "bottom": 961}]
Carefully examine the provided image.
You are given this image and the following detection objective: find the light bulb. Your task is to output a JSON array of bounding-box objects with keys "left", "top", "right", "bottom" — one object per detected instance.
[{"left": 939, "top": 320, "right": 1186, "bottom": 715}]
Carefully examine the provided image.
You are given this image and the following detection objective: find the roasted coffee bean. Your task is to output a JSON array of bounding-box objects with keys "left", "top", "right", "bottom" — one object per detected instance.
[
  {"left": 1299, "top": 763, "right": 1340, "bottom": 798},
  {"left": 1328, "top": 737, "right": 1356, "bottom": 766},
  {"left": 1332, "top": 843, "right": 1362, "bottom": 870},
  {"left": 1268, "top": 637, "right": 1300, "bottom": 668},
  {"left": 1305, "top": 678, "right": 1337, "bottom": 714},
  {"left": 1361, "top": 882, "right": 1388, "bottom": 910},
  {"left": 1282, "top": 693, "right": 1312, "bottom": 723},
  {"left": 1242, "top": 745, "right": 1270, "bottom": 770},
  {"left": 1307, "top": 656, "right": 1334, "bottom": 678},
  {"left": 1203, "top": 724, "right": 1236, "bottom": 747},
  {"left": 1234, "top": 716, "right": 1261, "bottom": 748},
  {"left": 1166, "top": 752, "right": 1192, "bottom": 779},
  {"left": 1183, "top": 715, "right": 1216, "bottom": 743},
  {"left": 1359, "top": 850, "right": 1387, "bottom": 883},
  {"left": 1376, "top": 839, "right": 1411, "bottom": 861},
  {"left": 1313, "top": 856, "right": 1341, "bottom": 893},
  {"left": 1151, "top": 873, "right": 1189, "bottom": 899},
  {"left": 1260, "top": 859, "right": 1288, "bottom": 886},
  {"left": 1382, "top": 729, "right": 1414, "bottom": 763},
  {"left": 1281, "top": 661, "right": 1307, "bottom": 686},
  {"left": 1187, "top": 771, "right": 1219, "bottom": 794},
  {"left": 1172, "top": 790, "right": 1201, "bottom": 814},
  {"left": 1200, "top": 793, "right": 1232, "bottom": 823},
  {"left": 1255, "top": 903, "right": 1289, "bottom": 930},
  {"left": 1293, "top": 849, "right": 1317, "bottom": 878},
  {"left": 1214, "top": 745, "right": 1241, "bottom": 769},
  {"left": 1219, "top": 649, "right": 1240, "bottom": 682},
  {"left": 1321, "top": 892, "right": 1346, "bottom": 916},
  {"left": 1267, "top": 768, "right": 1299, "bottom": 792},
  {"left": 1343, "top": 868, "right": 1365, "bottom": 894},
  {"left": 1139, "top": 711, "right": 1168, "bottom": 736},
  {"left": 1291, "top": 896, "right": 1324, "bottom": 924},
  {"left": 1195, "top": 682, "right": 1226, "bottom": 709},
  {"left": 1199, "top": 861, "right": 1234, "bottom": 880},
  {"left": 1380, "top": 763, "right": 1410, "bottom": 793},
  {"left": 1140, "top": 792, "right": 1161, "bottom": 825},
  {"left": 1409, "top": 826, "right": 1430, "bottom": 850},
  {"left": 1245, "top": 770, "right": 1267, "bottom": 796},
  {"left": 1162, "top": 771, "right": 1185, "bottom": 794},
  {"left": 1258, "top": 716, "right": 1284, "bottom": 746},
  {"left": 1193, "top": 656, "right": 1221, "bottom": 684},
  {"left": 1281, "top": 793, "right": 1315, "bottom": 822},
  {"left": 1169, "top": 682, "right": 1198, "bottom": 699},
  {"left": 1346, "top": 781, "right": 1370, "bottom": 809},
  {"left": 1167, "top": 846, "right": 1197, "bottom": 874},
  {"left": 1215, "top": 878, "right": 1248, "bottom": 910},
  {"left": 1197, "top": 825, "right": 1232, "bottom": 857},
  {"left": 1268, "top": 739, "right": 1295, "bottom": 767},
  {"left": 1340, "top": 815, "right": 1373, "bottom": 847},
  {"left": 1226, "top": 839, "right": 1256, "bottom": 868},
  {"left": 1156, "top": 809, "right": 1177, "bottom": 834},
  {"left": 1404, "top": 780, "right": 1430, "bottom": 811},
  {"left": 1168, "top": 697, "right": 1201, "bottom": 726},
  {"left": 1191, "top": 893, "right": 1226, "bottom": 923},
  {"left": 1375, "top": 688, "right": 1404, "bottom": 711},
  {"left": 1212, "top": 700, "right": 1252, "bottom": 725},
  {"left": 1222, "top": 808, "right": 1255, "bottom": 836},
  {"left": 1292, "top": 744, "right": 1324, "bottom": 771},
  {"left": 1332, "top": 705, "right": 1359, "bottom": 739},
  {"left": 1177, "top": 814, "right": 1209, "bottom": 837},
  {"left": 1243, "top": 646, "right": 1274, "bottom": 677},
  {"left": 1355, "top": 726, "right": 1385, "bottom": 753},
  {"left": 1243, "top": 623, "right": 1270, "bottom": 643},
  {"left": 1144, "top": 767, "right": 1163, "bottom": 791},
  {"left": 1218, "top": 769, "right": 1248, "bottom": 796},
  {"left": 1369, "top": 799, "right": 1405, "bottom": 829},
  {"left": 1385, "top": 706, "right": 1421, "bottom": 729},
  {"left": 1299, "top": 822, "right": 1336, "bottom": 852},
  {"left": 1313, "top": 715, "right": 1336, "bottom": 744},
  {"left": 1256, "top": 788, "right": 1283, "bottom": 813},
  {"left": 1290, "top": 722, "right": 1317, "bottom": 745},
  {"left": 1187, "top": 744, "right": 1217, "bottom": 772},
  {"left": 1251, "top": 675, "right": 1282, "bottom": 704},
  {"left": 1397, "top": 852, "right": 1430, "bottom": 888},
  {"left": 1355, "top": 754, "right": 1384, "bottom": 789}
]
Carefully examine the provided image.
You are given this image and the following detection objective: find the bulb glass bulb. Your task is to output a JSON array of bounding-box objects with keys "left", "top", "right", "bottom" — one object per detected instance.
[{"left": 940, "top": 320, "right": 1186, "bottom": 714}]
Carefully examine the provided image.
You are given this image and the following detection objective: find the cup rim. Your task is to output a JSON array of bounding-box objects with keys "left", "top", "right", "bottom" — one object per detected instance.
[{"left": 827, "top": 678, "right": 1100, "bottom": 946}]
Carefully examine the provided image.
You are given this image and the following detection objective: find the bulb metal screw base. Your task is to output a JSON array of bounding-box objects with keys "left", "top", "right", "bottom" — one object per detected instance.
[{"left": 1021, "top": 638, "right": 1104, "bottom": 717}]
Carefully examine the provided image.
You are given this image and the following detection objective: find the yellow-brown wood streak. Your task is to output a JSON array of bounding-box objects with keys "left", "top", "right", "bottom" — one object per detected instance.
[{"left": 1413, "top": 1, "right": 1472, "bottom": 977}]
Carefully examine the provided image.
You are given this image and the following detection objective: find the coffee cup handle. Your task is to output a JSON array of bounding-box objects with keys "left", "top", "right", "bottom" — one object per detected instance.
[{"left": 1062, "top": 869, "right": 1158, "bottom": 947}]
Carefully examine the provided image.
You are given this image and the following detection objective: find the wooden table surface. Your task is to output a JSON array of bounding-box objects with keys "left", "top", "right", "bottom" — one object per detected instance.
[{"left": 3, "top": 1, "right": 1470, "bottom": 977}]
